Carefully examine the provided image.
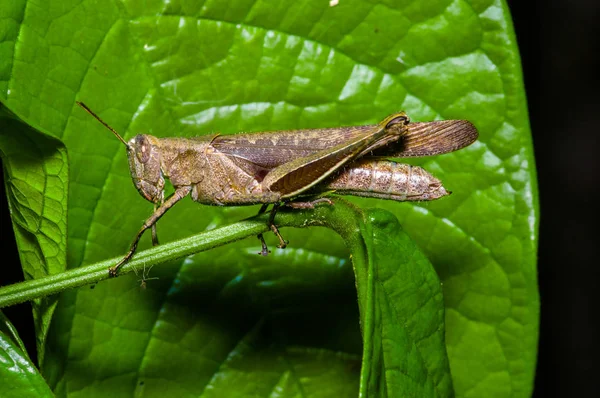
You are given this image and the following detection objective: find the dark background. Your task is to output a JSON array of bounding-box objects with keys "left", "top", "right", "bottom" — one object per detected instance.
[
  {"left": 1, "top": 1, "right": 598, "bottom": 395},
  {"left": 507, "top": 0, "right": 600, "bottom": 396}
]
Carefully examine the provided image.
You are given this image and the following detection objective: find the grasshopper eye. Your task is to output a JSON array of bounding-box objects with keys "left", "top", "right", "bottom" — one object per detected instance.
[
  {"left": 385, "top": 114, "right": 410, "bottom": 129},
  {"left": 134, "top": 135, "right": 151, "bottom": 163}
]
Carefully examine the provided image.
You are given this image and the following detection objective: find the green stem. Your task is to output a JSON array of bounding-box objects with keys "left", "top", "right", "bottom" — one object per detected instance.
[
  {"left": 0, "top": 199, "right": 364, "bottom": 309},
  {"left": 0, "top": 217, "right": 269, "bottom": 308}
]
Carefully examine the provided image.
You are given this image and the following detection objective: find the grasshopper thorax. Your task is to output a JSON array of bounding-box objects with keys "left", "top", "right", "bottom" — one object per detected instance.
[{"left": 126, "top": 134, "right": 165, "bottom": 204}]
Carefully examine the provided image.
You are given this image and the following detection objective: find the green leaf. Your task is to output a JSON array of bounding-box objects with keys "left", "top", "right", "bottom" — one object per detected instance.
[
  {"left": 0, "top": 0, "right": 538, "bottom": 396},
  {"left": 344, "top": 208, "right": 452, "bottom": 397},
  {"left": 0, "top": 106, "right": 67, "bottom": 366},
  {"left": 0, "top": 311, "right": 28, "bottom": 356},
  {"left": 0, "top": 311, "right": 54, "bottom": 398}
]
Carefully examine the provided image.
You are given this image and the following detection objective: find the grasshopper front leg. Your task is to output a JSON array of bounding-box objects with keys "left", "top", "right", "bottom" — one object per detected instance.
[
  {"left": 151, "top": 203, "right": 160, "bottom": 246},
  {"left": 110, "top": 186, "right": 192, "bottom": 277}
]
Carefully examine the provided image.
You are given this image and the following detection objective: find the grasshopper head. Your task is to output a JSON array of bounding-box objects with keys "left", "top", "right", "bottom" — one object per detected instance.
[
  {"left": 126, "top": 134, "right": 165, "bottom": 204},
  {"left": 76, "top": 102, "right": 165, "bottom": 205}
]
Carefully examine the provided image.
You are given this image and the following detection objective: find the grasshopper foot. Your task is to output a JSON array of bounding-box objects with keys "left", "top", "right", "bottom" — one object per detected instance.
[
  {"left": 270, "top": 224, "right": 288, "bottom": 249},
  {"left": 257, "top": 233, "right": 271, "bottom": 256},
  {"left": 109, "top": 260, "right": 126, "bottom": 277},
  {"left": 108, "top": 263, "right": 122, "bottom": 278},
  {"left": 109, "top": 248, "right": 135, "bottom": 277}
]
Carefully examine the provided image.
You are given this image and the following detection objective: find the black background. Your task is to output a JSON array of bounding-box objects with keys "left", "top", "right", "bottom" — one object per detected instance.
[
  {"left": 507, "top": 0, "right": 599, "bottom": 396},
  {"left": 1, "top": 1, "right": 598, "bottom": 395}
]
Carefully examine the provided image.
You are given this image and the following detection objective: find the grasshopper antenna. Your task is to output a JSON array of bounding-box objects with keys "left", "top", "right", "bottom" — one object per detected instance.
[{"left": 76, "top": 101, "right": 132, "bottom": 149}]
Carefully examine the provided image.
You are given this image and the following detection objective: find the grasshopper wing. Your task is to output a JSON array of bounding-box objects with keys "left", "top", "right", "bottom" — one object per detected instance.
[
  {"left": 212, "top": 119, "right": 478, "bottom": 165},
  {"left": 211, "top": 125, "right": 377, "bottom": 169},
  {"left": 259, "top": 114, "right": 410, "bottom": 198},
  {"left": 210, "top": 115, "right": 477, "bottom": 197},
  {"left": 377, "top": 119, "right": 478, "bottom": 158}
]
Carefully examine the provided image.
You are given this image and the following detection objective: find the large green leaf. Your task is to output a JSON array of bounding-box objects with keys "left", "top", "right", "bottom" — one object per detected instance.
[
  {"left": 0, "top": 106, "right": 67, "bottom": 366},
  {"left": 0, "top": 0, "right": 538, "bottom": 396}
]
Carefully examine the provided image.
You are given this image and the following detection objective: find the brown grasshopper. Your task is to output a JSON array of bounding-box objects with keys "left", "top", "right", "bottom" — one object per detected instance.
[{"left": 76, "top": 102, "right": 478, "bottom": 276}]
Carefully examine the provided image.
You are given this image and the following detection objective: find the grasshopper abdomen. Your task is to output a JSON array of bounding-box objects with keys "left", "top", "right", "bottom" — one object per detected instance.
[{"left": 323, "top": 159, "right": 449, "bottom": 201}]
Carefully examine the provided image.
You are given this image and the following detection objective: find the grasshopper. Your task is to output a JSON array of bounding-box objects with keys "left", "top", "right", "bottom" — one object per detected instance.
[{"left": 76, "top": 102, "right": 478, "bottom": 276}]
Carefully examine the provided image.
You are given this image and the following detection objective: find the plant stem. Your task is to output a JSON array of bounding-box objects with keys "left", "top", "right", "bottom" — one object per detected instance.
[
  {"left": 0, "top": 198, "right": 362, "bottom": 309},
  {"left": 0, "top": 217, "right": 269, "bottom": 308}
]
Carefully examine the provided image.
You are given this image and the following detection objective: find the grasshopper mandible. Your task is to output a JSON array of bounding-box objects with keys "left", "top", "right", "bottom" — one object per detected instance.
[{"left": 76, "top": 102, "right": 478, "bottom": 276}]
